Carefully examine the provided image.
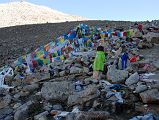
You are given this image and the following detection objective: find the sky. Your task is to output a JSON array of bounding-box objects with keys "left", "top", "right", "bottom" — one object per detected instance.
[{"left": 0, "top": 0, "right": 159, "bottom": 21}]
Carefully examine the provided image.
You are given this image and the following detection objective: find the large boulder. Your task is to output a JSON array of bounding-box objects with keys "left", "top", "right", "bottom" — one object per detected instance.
[
  {"left": 139, "top": 89, "right": 159, "bottom": 104},
  {"left": 67, "top": 85, "right": 99, "bottom": 106},
  {"left": 107, "top": 65, "right": 129, "bottom": 83},
  {"left": 125, "top": 72, "right": 139, "bottom": 86},
  {"left": 41, "top": 81, "right": 73, "bottom": 101}
]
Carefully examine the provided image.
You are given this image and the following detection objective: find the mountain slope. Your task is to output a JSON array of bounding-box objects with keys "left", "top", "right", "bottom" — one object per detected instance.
[{"left": 0, "top": 2, "right": 87, "bottom": 28}]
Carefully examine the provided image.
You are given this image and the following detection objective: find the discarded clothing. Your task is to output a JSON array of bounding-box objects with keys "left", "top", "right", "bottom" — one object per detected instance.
[{"left": 129, "top": 113, "right": 159, "bottom": 120}]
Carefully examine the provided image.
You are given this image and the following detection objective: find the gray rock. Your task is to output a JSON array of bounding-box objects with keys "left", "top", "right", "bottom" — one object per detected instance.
[
  {"left": 107, "top": 65, "right": 129, "bottom": 83},
  {"left": 125, "top": 72, "right": 139, "bottom": 86},
  {"left": 92, "top": 100, "right": 100, "bottom": 108},
  {"left": 153, "top": 61, "right": 159, "bottom": 69},
  {"left": 139, "top": 89, "right": 159, "bottom": 103},
  {"left": 144, "top": 32, "right": 159, "bottom": 43},
  {"left": 74, "top": 111, "right": 110, "bottom": 120},
  {"left": 65, "top": 113, "right": 75, "bottom": 120},
  {"left": 128, "top": 84, "right": 137, "bottom": 90},
  {"left": 70, "top": 66, "right": 83, "bottom": 74},
  {"left": 52, "top": 104, "right": 63, "bottom": 111},
  {"left": 0, "top": 88, "right": 8, "bottom": 95},
  {"left": 34, "top": 111, "right": 49, "bottom": 120},
  {"left": 74, "top": 63, "right": 82, "bottom": 68},
  {"left": 135, "top": 85, "right": 147, "bottom": 93},
  {"left": 23, "top": 83, "right": 39, "bottom": 92},
  {"left": 84, "top": 77, "right": 93, "bottom": 85},
  {"left": 137, "top": 81, "right": 145, "bottom": 86},
  {"left": 38, "top": 116, "right": 48, "bottom": 120},
  {"left": 14, "top": 101, "right": 33, "bottom": 120},
  {"left": 13, "top": 94, "right": 20, "bottom": 100},
  {"left": 19, "top": 91, "right": 30, "bottom": 97},
  {"left": 32, "top": 72, "right": 50, "bottom": 82},
  {"left": 88, "top": 108, "right": 95, "bottom": 112},
  {"left": 150, "top": 82, "right": 159, "bottom": 89},
  {"left": 0, "top": 108, "right": 13, "bottom": 120},
  {"left": 43, "top": 102, "right": 52, "bottom": 111},
  {"left": 13, "top": 103, "right": 22, "bottom": 109},
  {"left": 83, "top": 67, "right": 89, "bottom": 73},
  {"left": 12, "top": 76, "right": 22, "bottom": 87},
  {"left": 59, "top": 71, "right": 65, "bottom": 77},
  {"left": 67, "top": 85, "right": 99, "bottom": 106},
  {"left": 4, "top": 115, "right": 14, "bottom": 120},
  {"left": 41, "top": 81, "right": 72, "bottom": 101},
  {"left": 0, "top": 95, "right": 12, "bottom": 109}
]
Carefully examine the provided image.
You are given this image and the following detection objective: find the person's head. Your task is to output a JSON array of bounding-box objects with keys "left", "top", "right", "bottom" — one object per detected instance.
[{"left": 97, "top": 46, "right": 104, "bottom": 52}]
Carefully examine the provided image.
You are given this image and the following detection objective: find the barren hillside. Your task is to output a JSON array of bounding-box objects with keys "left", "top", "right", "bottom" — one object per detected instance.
[{"left": 0, "top": 2, "right": 87, "bottom": 28}]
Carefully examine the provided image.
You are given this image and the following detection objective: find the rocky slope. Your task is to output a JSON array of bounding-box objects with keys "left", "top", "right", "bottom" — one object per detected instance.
[
  {"left": 0, "top": 20, "right": 159, "bottom": 120},
  {"left": 0, "top": 20, "right": 136, "bottom": 67},
  {"left": 0, "top": 2, "right": 86, "bottom": 28}
]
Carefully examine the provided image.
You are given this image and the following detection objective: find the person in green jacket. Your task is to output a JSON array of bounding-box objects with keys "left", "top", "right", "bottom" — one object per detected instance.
[{"left": 93, "top": 46, "right": 106, "bottom": 80}]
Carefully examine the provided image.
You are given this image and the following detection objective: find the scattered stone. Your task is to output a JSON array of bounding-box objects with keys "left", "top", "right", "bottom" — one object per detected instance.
[
  {"left": 67, "top": 85, "right": 99, "bottom": 106},
  {"left": 59, "top": 71, "right": 65, "bottom": 77},
  {"left": 74, "top": 111, "right": 110, "bottom": 120},
  {"left": 140, "top": 89, "right": 159, "bottom": 103},
  {"left": 13, "top": 94, "right": 21, "bottom": 100},
  {"left": 4, "top": 115, "right": 14, "bottom": 120},
  {"left": 43, "top": 102, "right": 52, "bottom": 111},
  {"left": 52, "top": 104, "right": 63, "bottom": 111},
  {"left": 13, "top": 103, "right": 22, "bottom": 109},
  {"left": 23, "top": 83, "right": 39, "bottom": 93},
  {"left": 128, "top": 84, "right": 137, "bottom": 90},
  {"left": 125, "top": 72, "right": 139, "bottom": 86},
  {"left": 135, "top": 85, "right": 147, "bottom": 93},
  {"left": 83, "top": 67, "right": 89, "bottom": 73},
  {"left": 14, "top": 101, "right": 33, "bottom": 120},
  {"left": 41, "top": 81, "right": 72, "bottom": 101},
  {"left": 144, "top": 32, "right": 159, "bottom": 44},
  {"left": 153, "top": 61, "right": 159, "bottom": 69},
  {"left": 70, "top": 66, "right": 83, "bottom": 74},
  {"left": 0, "top": 95, "right": 12, "bottom": 109},
  {"left": 0, "top": 108, "right": 13, "bottom": 120},
  {"left": 19, "top": 91, "right": 30, "bottom": 97},
  {"left": 92, "top": 100, "right": 100, "bottom": 108},
  {"left": 34, "top": 111, "right": 49, "bottom": 120},
  {"left": 107, "top": 65, "right": 129, "bottom": 83}
]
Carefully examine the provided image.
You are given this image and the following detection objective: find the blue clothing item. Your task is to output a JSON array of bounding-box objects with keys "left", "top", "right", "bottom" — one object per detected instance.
[
  {"left": 122, "top": 59, "right": 127, "bottom": 70},
  {"left": 121, "top": 52, "right": 129, "bottom": 70},
  {"left": 121, "top": 52, "right": 129, "bottom": 60},
  {"left": 106, "top": 91, "right": 123, "bottom": 103}
]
